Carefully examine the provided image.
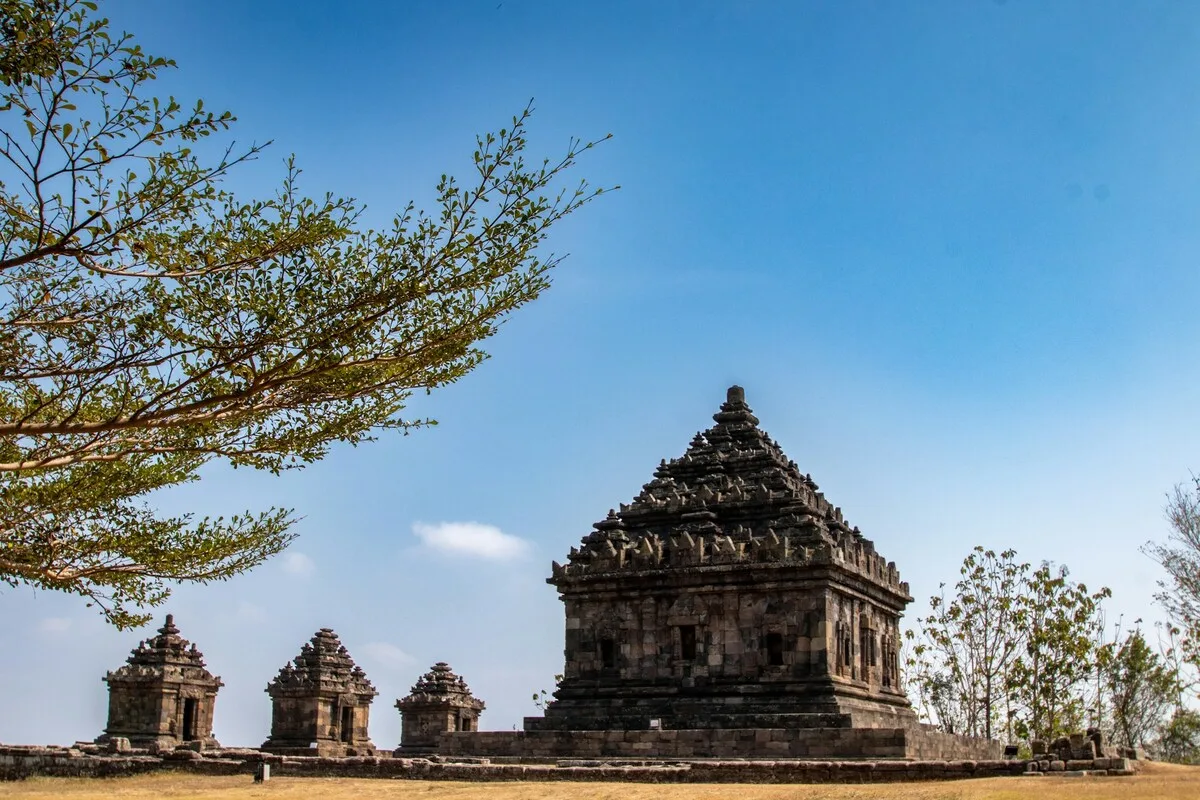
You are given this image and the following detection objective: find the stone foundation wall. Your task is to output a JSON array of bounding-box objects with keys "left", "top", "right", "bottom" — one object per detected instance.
[
  {"left": 0, "top": 746, "right": 167, "bottom": 781},
  {"left": 438, "top": 727, "right": 1002, "bottom": 761},
  {"left": 0, "top": 746, "right": 1027, "bottom": 783},
  {"left": 1, "top": 745, "right": 1141, "bottom": 783},
  {"left": 904, "top": 726, "right": 1006, "bottom": 760}
]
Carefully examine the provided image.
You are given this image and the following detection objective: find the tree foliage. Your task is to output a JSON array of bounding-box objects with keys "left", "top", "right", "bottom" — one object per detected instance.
[
  {"left": 1155, "top": 708, "right": 1200, "bottom": 764},
  {"left": 1100, "top": 626, "right": 1179, "bottom": 750},
  {"left": 1145, "top": 475, "right": 1200, "bottom": 673},
  {"left": 1009, "top": 563, "right": 1110, "bottom": 742},
  {"left": 905, "top": 547, "right": 1028, "bottom": 739},
  {"left": 906, "top": 547, "right": 1111, "bottom": 743},
  {"left": 532, "top": 673, "right": 563, "bottom": 712},
  {"left": 1, "top": 0, "right": 71, "bottom": 85},
  {"left": 0, "top": 0, "right": 611, "bottom": 627}
]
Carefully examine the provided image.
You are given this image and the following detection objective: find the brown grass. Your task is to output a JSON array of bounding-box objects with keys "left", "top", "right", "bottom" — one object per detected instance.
[{"left": 3, "top": 762, "right": 1198, "bottom": 800}]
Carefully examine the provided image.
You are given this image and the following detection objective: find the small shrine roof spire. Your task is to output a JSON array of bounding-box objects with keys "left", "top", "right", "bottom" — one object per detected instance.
[
  {"left": 104, "top": 613, "right": 220, "bottom": 681},
  {"left": 397, "top": 661, "right": 485, "bottom": 711}
]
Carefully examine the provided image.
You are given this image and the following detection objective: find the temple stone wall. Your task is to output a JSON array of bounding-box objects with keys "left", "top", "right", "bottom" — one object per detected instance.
[
  {"left": 559, "top": 577, "right": 904, "bottom": 694},
  {"left": 437, "top": 727, "right": 1003, "bottom": 761},
  {"left": 7, "top": 745, "right": 1136, "bottom": 783}
]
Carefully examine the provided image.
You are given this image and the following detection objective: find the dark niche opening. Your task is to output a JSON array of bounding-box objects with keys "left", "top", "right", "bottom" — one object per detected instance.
[
  {"left": 340, "top": 706, "right": 353, "bottom": 743},
  {"left": 680, "top": 625, "right": 697, "bottom": 661},
  {"left": 599, "top": 637, "right": 616, "bottom": 669},
  {"left": 181, "top": 697, "right": 197, "bottom": 741},
  {"left": 766, "top": 632, "right": 785, "bottom": 666}
]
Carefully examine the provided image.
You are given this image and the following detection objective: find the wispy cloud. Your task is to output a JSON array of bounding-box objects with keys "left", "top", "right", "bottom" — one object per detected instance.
[
  {"left": 235, "top": 601, "right": 268, "bottom": 624},
  {"left": 281, "top": 552, "right": 316, "bottom": 578},
  {"left": 412, "top": 521, "right": 530, "bottom": 561},
  {"left": 360, "top": 641, "right": 416, "bottom": 670},
  {"left": 39, "top": 617, "right": 71, "bottom": 634}
]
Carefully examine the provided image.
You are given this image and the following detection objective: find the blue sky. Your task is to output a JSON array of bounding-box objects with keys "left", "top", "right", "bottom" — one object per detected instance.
[{"left": 3, "top": 0, "right": 1200, "bottom": 748}]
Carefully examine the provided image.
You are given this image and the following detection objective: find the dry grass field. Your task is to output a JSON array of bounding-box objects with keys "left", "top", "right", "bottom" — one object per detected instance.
[{"left": 2, "top": 762, "right": 1198, "bottom": 800}]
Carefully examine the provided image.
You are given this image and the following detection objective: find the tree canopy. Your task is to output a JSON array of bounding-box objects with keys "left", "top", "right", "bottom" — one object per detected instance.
[
  {"left": 904, "top": 547, "right": 1028, "bottom": 740},
  {"left": 0, "top": 0, "right": 611, "bottom": 627},
  {"left": 1146, "top": 475, "right": 1200, "bottom": 675},
  {"left": 905, "top": 547, "right": 1111, "bottom": 743},
  {"left": 1102, "top": 626, "right": 1179, "bottom": 750}
]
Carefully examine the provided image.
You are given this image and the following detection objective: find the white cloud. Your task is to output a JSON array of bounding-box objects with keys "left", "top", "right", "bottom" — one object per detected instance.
[
  {"left": 39, "top": 617, "right": 71, "bottom": 633},
  {"left": 281, "top": 552, "right": 316, "bottom": 578},
  {"left": 235, "top": 601, "right": 268, "bottom": 624},
  {"left": 360, "top": 641, "right": 416, "bottom": 670},
  {"left": 412, "top": 521, "right": 530, "bottom": 561}
]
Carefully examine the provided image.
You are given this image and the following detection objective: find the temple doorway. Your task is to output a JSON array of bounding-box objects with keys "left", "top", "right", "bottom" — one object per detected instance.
[{"left": 182, "top": 698, "right": 197, "bottom": 741}]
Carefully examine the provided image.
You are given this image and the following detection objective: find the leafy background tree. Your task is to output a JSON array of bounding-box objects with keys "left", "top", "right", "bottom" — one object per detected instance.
[
  {"left": 1008, "top": 563, "right": 1110, "bottom": 742},
  {"left": 1155, "top": 708, "right": 1200, "bottom": 764},
  {"left": 1146, "top": 475, "right": 1200, "bottom": 677},
  {"left": 0, "top": 0, "right": 610, "bottom": 627},
  {"left": 906, "top": 547, "right": 1111, "bottom": 744},
  {"left": 907, "top": 538, "right": 1200, "bottom": 760},
  {"left": 904, "top": 546, "right": 1028, "bottom": 739},
  {"left": 1101, "top": 625, "right": 1179, "bottom": 750},
  {"left": 1134, "top": 476, "right": 1200, "bottom": 762}
]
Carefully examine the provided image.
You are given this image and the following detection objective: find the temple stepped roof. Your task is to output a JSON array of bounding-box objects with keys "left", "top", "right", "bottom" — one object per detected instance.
[
  {"left": 267, "top": 628, "right": 376, "bottom": 699},
  {"left": 396, "top": 662, "right": 485, "bottom": 711},
  {"left": 104, "top": 614, "right": 222, "bottom": 687},
  {"left": 550, "top": 386, "right": 909, "bottom": 597}
]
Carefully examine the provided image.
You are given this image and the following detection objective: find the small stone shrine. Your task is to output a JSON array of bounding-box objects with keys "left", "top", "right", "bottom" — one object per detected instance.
[
  {"left": 261, "top": 628, "right": 377, "bottom": 756},
  {"left": 395, "top": 662, "right": 486, "bottom": 754},
  {"left": 96, "top": 614, "right": 222, "bottom": 749},
  {"left": 533, "top": 386, "right": 915, "bottom": 733}
]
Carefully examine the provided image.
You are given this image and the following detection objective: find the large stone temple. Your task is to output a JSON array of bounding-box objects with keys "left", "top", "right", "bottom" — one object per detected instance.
[
  {"left": 440, "top": 386, "right": 998, "bottom": 760},
  {"left": 535, "top": 385, "right": 912, "bottom": 731}
]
